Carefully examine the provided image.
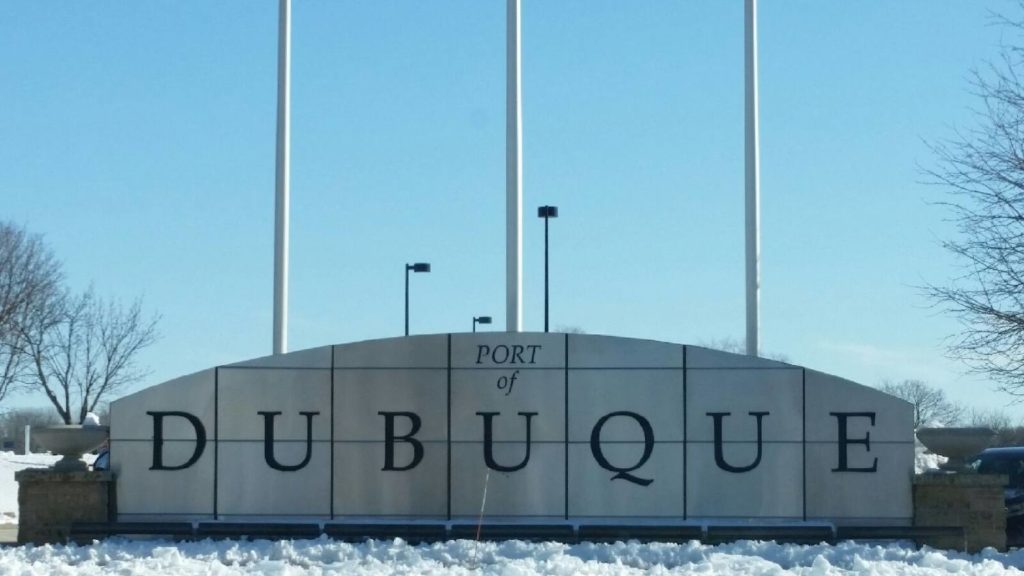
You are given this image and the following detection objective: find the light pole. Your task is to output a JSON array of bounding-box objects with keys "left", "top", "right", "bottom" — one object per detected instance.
[
  {"left": 405, "top": 262, "right": 431, "bottom": 336},
  {"left": 473, "top": 316, "right": 492, "bottom": 333},
  {"left": 537, "top": 205, "right": 558, "bottom": 332}
]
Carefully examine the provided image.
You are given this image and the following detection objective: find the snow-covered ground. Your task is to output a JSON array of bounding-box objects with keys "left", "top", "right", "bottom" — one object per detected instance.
[
  {"left": 5, "top": 450, "right": 1016, "bottom": 575},
  {"left": 2, "top": 537, "right": 1024, "bottom": 575}
]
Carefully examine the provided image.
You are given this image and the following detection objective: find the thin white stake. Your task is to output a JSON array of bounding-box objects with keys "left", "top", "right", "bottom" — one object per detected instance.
[{"left": 475, "top": 471, "right": 490, "bottom": 541}]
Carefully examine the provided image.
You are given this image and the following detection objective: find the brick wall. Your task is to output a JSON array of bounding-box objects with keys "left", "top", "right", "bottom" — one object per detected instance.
[
  {"left": 16, "top": 469, "right": 112, "bottom": 545},
  {"left": 914, "top": 473, "right": 1006, "bottom": 552}
]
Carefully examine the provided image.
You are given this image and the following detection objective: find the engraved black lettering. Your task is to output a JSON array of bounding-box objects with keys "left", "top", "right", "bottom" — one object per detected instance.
[
  {"left": 260, "top": 410, "right": 319, "bottom": 472},
  {"left": 526, "top": 345, "right": 542, "bottom": 363},
  {"left": 477, "top": 411, "right": 537, "bottom": 472},
  {"left": 379, "top": 411, "right": 424, "bottom": 471},
  {"left": 492, "top": 345, "right": 510, "bottom": 364},
  {"left": 148, "top": 411, "right": 206, "bottom": 471},
  {"left": 590, "top": 411, "right": 654, "bottom": 486},
  {"left": 708, "top": 411, "right": 768, "bottom": 473},
  {"left": 512, "top": 344, "right": 526, "bottom": 364},
  {"left": 476, "top": 345, "right": 491, "bottom": 364},
  {"left": 831, "top": 412, "right": 878, "bottom": 472}
]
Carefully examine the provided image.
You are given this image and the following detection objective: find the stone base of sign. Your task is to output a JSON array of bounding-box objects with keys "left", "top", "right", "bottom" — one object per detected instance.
[
  {"left": 16, "top": 469, "right": 113, "bottom": 545},
  {"left": 913, "top": 473, "right": 1006, "bottom": 552}
]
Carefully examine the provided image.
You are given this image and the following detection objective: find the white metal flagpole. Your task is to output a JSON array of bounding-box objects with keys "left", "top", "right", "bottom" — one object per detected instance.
[
  {"left": 744, "top": 0, "right": 760, "bottom": 357},
  {"left": 273, "top": 0, "right": 291, "bottom": 355},
  {"left": 506, "top": 0, "right": 523, "bottom": 332}
]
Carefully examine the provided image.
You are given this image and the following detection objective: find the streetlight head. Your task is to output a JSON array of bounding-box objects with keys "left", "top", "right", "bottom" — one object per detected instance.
[
  {"left": 476, "top": 316, "right": 492, "bottom": 325},
  {"left": 537, "top": 205, "right": 559, "bottom": 218},
  {"left": 409, "top": 263, "right": 431, "bottom": 273}
]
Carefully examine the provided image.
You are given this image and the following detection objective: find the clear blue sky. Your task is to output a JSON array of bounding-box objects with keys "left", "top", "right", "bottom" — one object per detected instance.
[{"left": 1, "top": 1, "right": 1018, "bottom": 417}]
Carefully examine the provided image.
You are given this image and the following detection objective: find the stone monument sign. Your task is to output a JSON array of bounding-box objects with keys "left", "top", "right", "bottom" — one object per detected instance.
[{"left": 110, "top": 333, "right": 913, "bottom": 525}]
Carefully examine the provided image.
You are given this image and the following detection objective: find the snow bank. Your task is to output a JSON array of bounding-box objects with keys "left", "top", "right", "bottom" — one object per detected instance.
[
  {"left": 3, "top": 453, "right": 1016, "bottom": 575},
  {"left": 0, "top": 537, "right": 1022, "bottom": 575},
  {"left": 915, "top": 442, "right": 947, "bottom": 474}
]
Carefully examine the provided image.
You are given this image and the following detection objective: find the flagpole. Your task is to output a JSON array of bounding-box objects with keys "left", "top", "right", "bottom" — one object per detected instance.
[
  {"left": 273, "top": 0, "right": 291, "bottom": 355},
  {"left": 506, "top": 0, "right": 523, "bottom": 332},
  {"left": 744, "top": 0, "right": 760, "bottom": 357}
]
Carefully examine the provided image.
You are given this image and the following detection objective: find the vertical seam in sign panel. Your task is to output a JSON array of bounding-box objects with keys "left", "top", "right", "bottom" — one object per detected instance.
[
  {"left": 682, "top": 345, "right": 687, "bottom": 521},
  {"left": 214, "top": 367, "right": 219, "bottom": 520},
  {"left": 564, "top": 332, "right": 569, "bottom": 520},
  {"left": 330, "top": 345, "right": 336, "bottom": 520},
  {"left": 802, "top": 368, "right": 807, "bottom": 521},
  {"left": 447, "top": 333, "right": 452, "bottom": 521}
]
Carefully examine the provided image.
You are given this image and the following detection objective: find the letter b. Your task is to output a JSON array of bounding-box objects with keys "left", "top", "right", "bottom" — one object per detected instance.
[{"left": 380, "top": 411, "right": 424, "bottom": 471}]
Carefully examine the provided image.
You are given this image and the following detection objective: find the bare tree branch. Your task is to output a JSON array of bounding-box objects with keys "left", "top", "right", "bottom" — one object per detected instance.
[
  {"left": 0, "top": 223, "right": 159, "bottom": 421},
  {"left": 879, "top": 380, "right": 964, "bottom": 429},
  {"left": 0, "top": 222, "right": 61, "bottom": 406},
  {"left": 25, "top": 289, "right": 159, "bottom": 424},
  {"left": 926, "top": 4, "right": 1024, "bottom": 397}
]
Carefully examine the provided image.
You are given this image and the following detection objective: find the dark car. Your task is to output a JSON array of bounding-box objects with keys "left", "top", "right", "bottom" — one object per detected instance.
[{"left": 970, "top": 447, "right": 1024, "bottom": 542}]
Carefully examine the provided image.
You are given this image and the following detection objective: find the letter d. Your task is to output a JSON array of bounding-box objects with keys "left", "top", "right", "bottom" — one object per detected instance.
[{"left": 148, "top": 411, "right": 207, "bottom": 471}]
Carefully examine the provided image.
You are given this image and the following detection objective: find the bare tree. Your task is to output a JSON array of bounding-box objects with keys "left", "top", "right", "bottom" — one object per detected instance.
[
  {"left": 0, "top": 222, "right": 62, "bottom": 406},
  {"left": 965, "top": 407, "right": 1015, "bottom": 430},
  {"left": 19, "top": 288, "right": 159, "bottom": 424},
  {"left": 961, "top": 408, "right": 1024, "bottom": 446},
  {"left": 926, "top": 6, "right": 1024, "bottom": 397},
  {"left": 879, "top": 380, "right": 964, "bottom": 429}
]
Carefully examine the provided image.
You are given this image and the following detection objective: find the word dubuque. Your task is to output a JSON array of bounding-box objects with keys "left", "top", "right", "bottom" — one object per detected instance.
[{"left": 144, "top": 342, "right": 881, "bottom": 488}]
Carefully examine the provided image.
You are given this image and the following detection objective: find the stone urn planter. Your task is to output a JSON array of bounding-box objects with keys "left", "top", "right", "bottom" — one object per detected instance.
[
  {"left": 32, "top": 425, "right": 109, "bottom": 472},
  {"left": 916, "top": 427, "right": 996, "bottom": 472}
]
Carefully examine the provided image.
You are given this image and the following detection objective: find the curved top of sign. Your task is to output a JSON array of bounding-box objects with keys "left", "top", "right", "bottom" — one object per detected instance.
[{"left": 120, "top": 332, "right": 909, "bottom": 415}]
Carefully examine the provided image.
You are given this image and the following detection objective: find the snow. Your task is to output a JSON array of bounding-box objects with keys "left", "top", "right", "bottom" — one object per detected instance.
[
  {"left": 2, "top": 452, "right": 1020, "bottom": 575},
  {"left": 2, "top": 537, "right": 1024, "bottom": 575},
  {"left": 0, "top": 452, "right": 60, "bottom": 525},
  {"left": 0, "top": 451, "right": 98, "bottom": 525},
  {"left": 915, "top": 445, "right": 947, "bottom": 474}
]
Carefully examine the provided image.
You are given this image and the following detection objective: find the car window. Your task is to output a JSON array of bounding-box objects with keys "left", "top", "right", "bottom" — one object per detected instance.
[
  {"left": 978, "top": 457, "right": 1024, "bottom": 486},
  {"left": 979, "top": 459, "right": 1005, "bottom": 474}
]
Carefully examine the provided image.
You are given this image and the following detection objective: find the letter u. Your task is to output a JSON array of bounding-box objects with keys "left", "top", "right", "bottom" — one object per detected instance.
[
  {"left": 259, "top": 411, "right": 319, "bottom": 472},
  {"left": 707, "top": 411, "right": 769, "bottom": 473},
  {"left": 476, "top": 411, "right": 537, "bottom": 472}
]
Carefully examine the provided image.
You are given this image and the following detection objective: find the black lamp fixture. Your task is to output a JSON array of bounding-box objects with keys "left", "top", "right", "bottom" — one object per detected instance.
[
  {"left": 404, "top": 262, "right": 431, "bottom": 336},
  {"left": 472, "top": 316, "right": 492, "bottom": 333},
  {"left": 537, "top": 205, "right": 559, "bottom": 332}
]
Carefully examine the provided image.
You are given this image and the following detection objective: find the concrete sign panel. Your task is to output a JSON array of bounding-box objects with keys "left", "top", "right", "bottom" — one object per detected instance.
[{"left": 110, "top": 334, "right": 914, "bottom": 526}]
